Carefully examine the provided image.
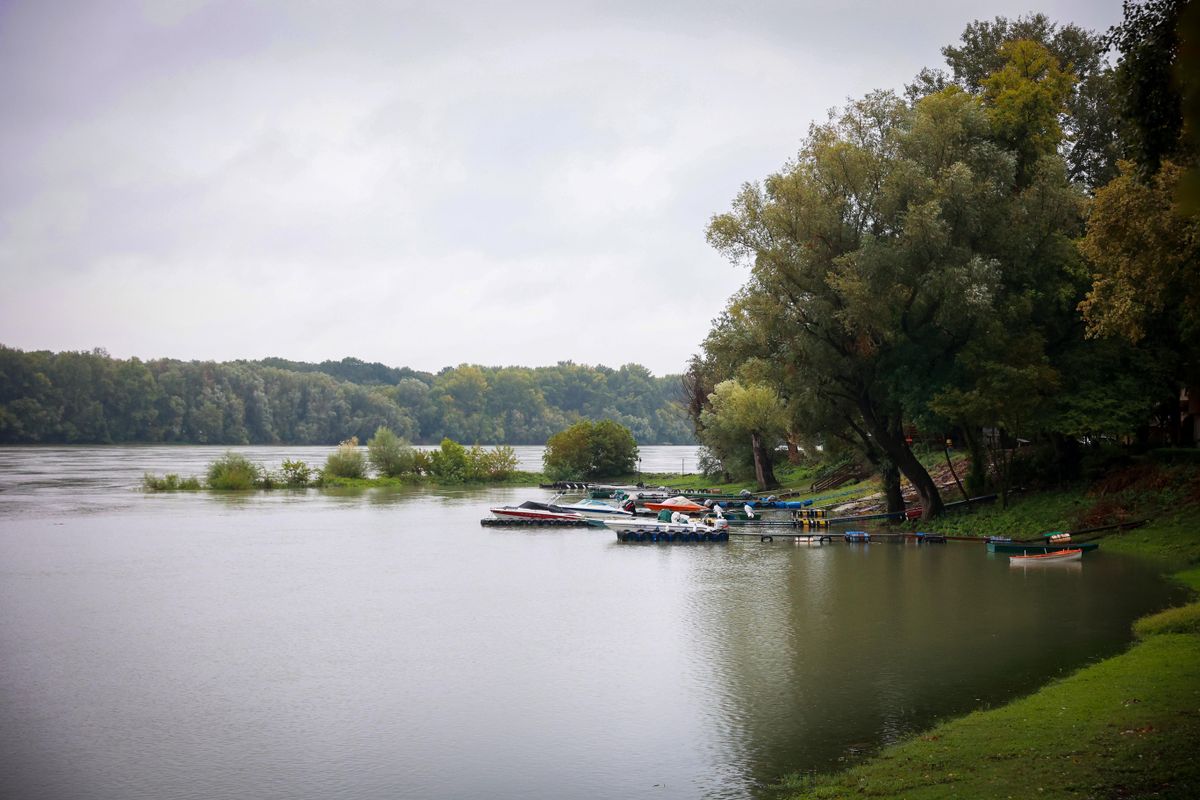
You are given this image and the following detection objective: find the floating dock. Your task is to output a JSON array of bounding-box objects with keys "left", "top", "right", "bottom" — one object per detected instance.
[{"left": 480, "top": 518, "right": 596, "bottom": 528}]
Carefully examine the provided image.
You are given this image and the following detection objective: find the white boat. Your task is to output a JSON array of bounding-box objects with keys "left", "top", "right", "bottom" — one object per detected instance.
[
  {"left": 1009, "top": 548, "right": 1083, "bottom": 565},
  {"left": 550, "top": 497, "right": 634, "bottom": 517},
  {"left": 602, "top": 514, "right": 730, "bottom": 542}
]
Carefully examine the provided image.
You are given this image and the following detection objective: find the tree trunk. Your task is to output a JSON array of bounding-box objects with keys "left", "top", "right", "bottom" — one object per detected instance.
[
  {"left": 880, "top": 459, "right": 904, "bottom": 515},
  {"left": 857, "top": 434, "right": 905, "bottom": 516},
  {"left": 786, "top": 433, "right": 801, "bottom": 464},
  {"left": 750, "top": 430, "right": 778, "bottom": 490},
  {"left": 943, "top": 445, "right": 968, "bottom": 502},
  {"left": 856, "top": 396, "right": 944, "bottom": 519},
  {"left": 960, "top": 425, "right": 989, "bottom": 496}
]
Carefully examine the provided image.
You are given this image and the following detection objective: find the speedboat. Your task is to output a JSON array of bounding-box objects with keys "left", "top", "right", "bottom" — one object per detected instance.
[
  {"left": 489, "top": 501, "right": 584, "bottom": 521},
  {"left": 603, "top": 514, "right": 730, "bottom": 543},
  {"left": 549, "top": 497, "right": 634, "bottom": 517},
  {"left": 643, "top": 495, "right": 708, "bottom": 513}
]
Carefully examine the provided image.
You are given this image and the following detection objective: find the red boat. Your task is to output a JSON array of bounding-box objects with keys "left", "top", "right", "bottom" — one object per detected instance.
[
  {"left": 489, "top": 501, "right": 583, "bottom": 521},
  {"left": 643, "top": 495, "right": 708, "bottom": 513}
]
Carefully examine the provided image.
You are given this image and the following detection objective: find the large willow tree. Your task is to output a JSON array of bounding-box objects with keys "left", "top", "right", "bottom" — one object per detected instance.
[{"left": 706, "top": 43, "right": 1085, "bottom": 518}]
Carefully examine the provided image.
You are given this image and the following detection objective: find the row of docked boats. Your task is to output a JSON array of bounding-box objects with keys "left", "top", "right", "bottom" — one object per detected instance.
[{"left": 488, "top": 490, "right": 1105, "bottom": 558}]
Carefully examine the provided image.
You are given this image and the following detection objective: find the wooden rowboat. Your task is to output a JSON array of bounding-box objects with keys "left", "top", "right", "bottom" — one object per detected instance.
[{"left": 1009, "top": 548, "right": 1083, "bottom": 565}]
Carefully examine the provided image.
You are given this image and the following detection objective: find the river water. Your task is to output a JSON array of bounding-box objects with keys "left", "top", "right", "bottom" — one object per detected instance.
[{"left": 0, "top": 446, "right": 1183, "bottom": 800}]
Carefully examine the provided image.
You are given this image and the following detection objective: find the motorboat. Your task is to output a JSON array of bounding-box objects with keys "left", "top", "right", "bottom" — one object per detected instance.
[{"left": 489, "top": 501, "right": 584, "bottom": 521}]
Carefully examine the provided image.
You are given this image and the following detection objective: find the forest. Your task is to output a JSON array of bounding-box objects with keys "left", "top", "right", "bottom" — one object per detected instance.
[
  {"left": 0, "top": 349, "right": 693, "bottom": 446},
  {"left": 686, "top": 3, "right": 1199, "bottom": 517}
]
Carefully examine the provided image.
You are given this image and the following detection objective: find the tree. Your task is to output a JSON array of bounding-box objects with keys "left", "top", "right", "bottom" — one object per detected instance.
[
  {"left": 698, "top": 380, "right": 787, "bottom": 490},
  {"left": 543, "top": 419, "right": 638, "bottom": 480},
  {"left": 1108, "top": 0, "right": 1190, "bottom": 176},
  {"left": 981, "top": 39, "right": 1076, "bottom": 188},
  {"left": 928, "top": 12, "right": 1120, "bottom": 190}
]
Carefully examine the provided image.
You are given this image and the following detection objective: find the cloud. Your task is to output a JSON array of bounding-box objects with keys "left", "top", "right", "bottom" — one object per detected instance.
[{"left": 0, "top": 0, "right": 1124, "bottom": 375}]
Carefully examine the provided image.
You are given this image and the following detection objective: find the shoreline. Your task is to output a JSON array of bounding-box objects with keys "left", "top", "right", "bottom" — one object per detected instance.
[{"left": 773, "top": 484, "right": 1200, "bottom": 799}]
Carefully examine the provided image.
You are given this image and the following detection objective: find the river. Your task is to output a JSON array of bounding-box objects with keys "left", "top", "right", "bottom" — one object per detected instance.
[{"left": 0, "top": 446, "right": 1182, "bottom": 799}]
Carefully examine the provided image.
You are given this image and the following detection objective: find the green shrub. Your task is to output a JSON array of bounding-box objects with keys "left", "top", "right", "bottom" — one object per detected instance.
[
  {"left": 483, "top": 445, "right": 519, "bottom": 479},
  {"left": 412, "top": 449, "right": 432, "bottom": 476},
  {"left": 462, "top": 444, "right": 520, "bottom": 480},
  {"left": 428, "top": 438, "right": 469, "bottom": 481},
  {"left": 323, "top": 437, "right": 366, "bottom": 479},
  {"left": 367, "top": 426, "right": 416, "bottom": 477},
  {"left": 280, "top": 459, "right": 313, "bottom": 487},
  {"left": 142, "top": 473, "right": 202, "bottom": 491},
  {"left": 206, "top": 452, "right": 263, "bottom": 490}
]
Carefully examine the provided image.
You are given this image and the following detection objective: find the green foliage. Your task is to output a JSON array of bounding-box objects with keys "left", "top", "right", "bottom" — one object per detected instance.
[
  {"left": 543, "top": 419, "right": 638, "bottom": 480},
  {"left": 280, "top": 459, "right": 314, "bottom": 487},
  {"left": 205, "top": 452, "right": 263, "bottom": 490},
  {"left": 980, "top": 39, "right": 1075, "bottom": 186},
  {"left": 366, "top": 425, "right": 416, "bottom": 477},
  {"left": 427, "top": 438, "right": 469, "bottom": 481},
  {"left": 0, "top": 347, "right": 692, "bottom": 446},
  {"left": 464, "top": 444, "right": 520, "bottom": 480},
  {"left": 1079, "top": 160, "right": 1200, "bottom": 348},
  {"left": 142, "top": 472, "right": 202, "bottom": 491},
  {"left": 1107, "top": 0, "right": 1189, "bottom": 176},
  {"left": 323, "top": 437, "right": 366, "bottom": 479},
  {"left": 697, "top": 380, "right": 787, "bottom": 487}
]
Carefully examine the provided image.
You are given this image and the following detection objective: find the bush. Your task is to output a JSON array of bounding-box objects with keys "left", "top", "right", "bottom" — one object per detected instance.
[
  {"left": 280, "top": 459, "right": 313, "bottom": 487},
  {"left": 142, "top": 473, "right": 202, "bottom": 491},
  {"left": 464, "top": 445, "right": 520, "bottom": 480},
  {"left": 324, "top": 437, "right": 366, "bottom": 479},
  {"left": 428, "top": 438, "right": 469, "bottom": 481},
  {"left": 206, "top": 452, "right": 263, "bottom": 490},
  {"left": 367, "top": 426, "right": 416, "bottom": 477}
]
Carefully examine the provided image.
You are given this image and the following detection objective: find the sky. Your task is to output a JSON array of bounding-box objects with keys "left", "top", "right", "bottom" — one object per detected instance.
[{"left": 0, "top": 0, "right": 1124, "bottom": 376}]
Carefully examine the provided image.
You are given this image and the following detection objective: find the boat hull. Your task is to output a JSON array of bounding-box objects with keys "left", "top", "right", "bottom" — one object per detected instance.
[
  {"left": 490, "top": 507, "right": 582, "bottom": 521},
  {"left": 988, "top": 541, "right": 1099, "bottom": 554},
  {"left": 1010, "top": 548, "right": 1083, "bottom": 564}
]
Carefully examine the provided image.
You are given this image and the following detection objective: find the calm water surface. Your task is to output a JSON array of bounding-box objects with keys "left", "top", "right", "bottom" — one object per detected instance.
[{"left": 0, "top": 446, "right": 1183, "bottom": 799}]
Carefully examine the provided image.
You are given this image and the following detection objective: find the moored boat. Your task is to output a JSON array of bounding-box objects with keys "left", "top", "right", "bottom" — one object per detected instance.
[
  {"left": 490, "top": 501, "right": 584, "bottom": 522},
  {"left": 549, "top": 497, "right": 634, "bottom": 517},
  {"left": 988, "top": 541, "right": 1099, "bottom": 555},
  {"left": 1009, "top": 548, "right": 1083, "bottom": 564},
  {"left": 643, "top": 495, "right": 708, "bottom": 513},
  {"left": 602, "top": 514, "right": 730, "bottom": 542}
]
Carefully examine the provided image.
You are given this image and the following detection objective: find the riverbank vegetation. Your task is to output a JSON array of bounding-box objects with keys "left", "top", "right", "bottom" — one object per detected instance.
[
  {"left": 141, "top": 427, "right": 527, "bottom": 491},
  {"left": 685, "top": 3, "right": 1199, "bottom": 521},
  {"left": 0, "top": 352, "right": 692, "bottom": 446}
]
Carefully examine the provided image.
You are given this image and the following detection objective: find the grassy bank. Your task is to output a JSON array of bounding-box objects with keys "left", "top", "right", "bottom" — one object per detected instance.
[{"left": 776, "top": 463, "right": 1200, "bottom": 799}]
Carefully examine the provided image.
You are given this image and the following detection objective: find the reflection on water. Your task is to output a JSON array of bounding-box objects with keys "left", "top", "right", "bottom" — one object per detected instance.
[{"left": 0, "top": 446, "right": 1184, "bottom": 800}]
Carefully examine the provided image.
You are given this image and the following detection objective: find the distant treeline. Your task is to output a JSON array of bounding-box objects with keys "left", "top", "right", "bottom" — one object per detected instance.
[{"left": 0, "top": 347, "right": 694, "bottom": 445}]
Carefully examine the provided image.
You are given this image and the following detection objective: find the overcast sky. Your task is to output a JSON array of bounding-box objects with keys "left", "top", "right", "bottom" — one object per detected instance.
[{"left": 0, "top": 0, "right": 1122, "bottom": 376}]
